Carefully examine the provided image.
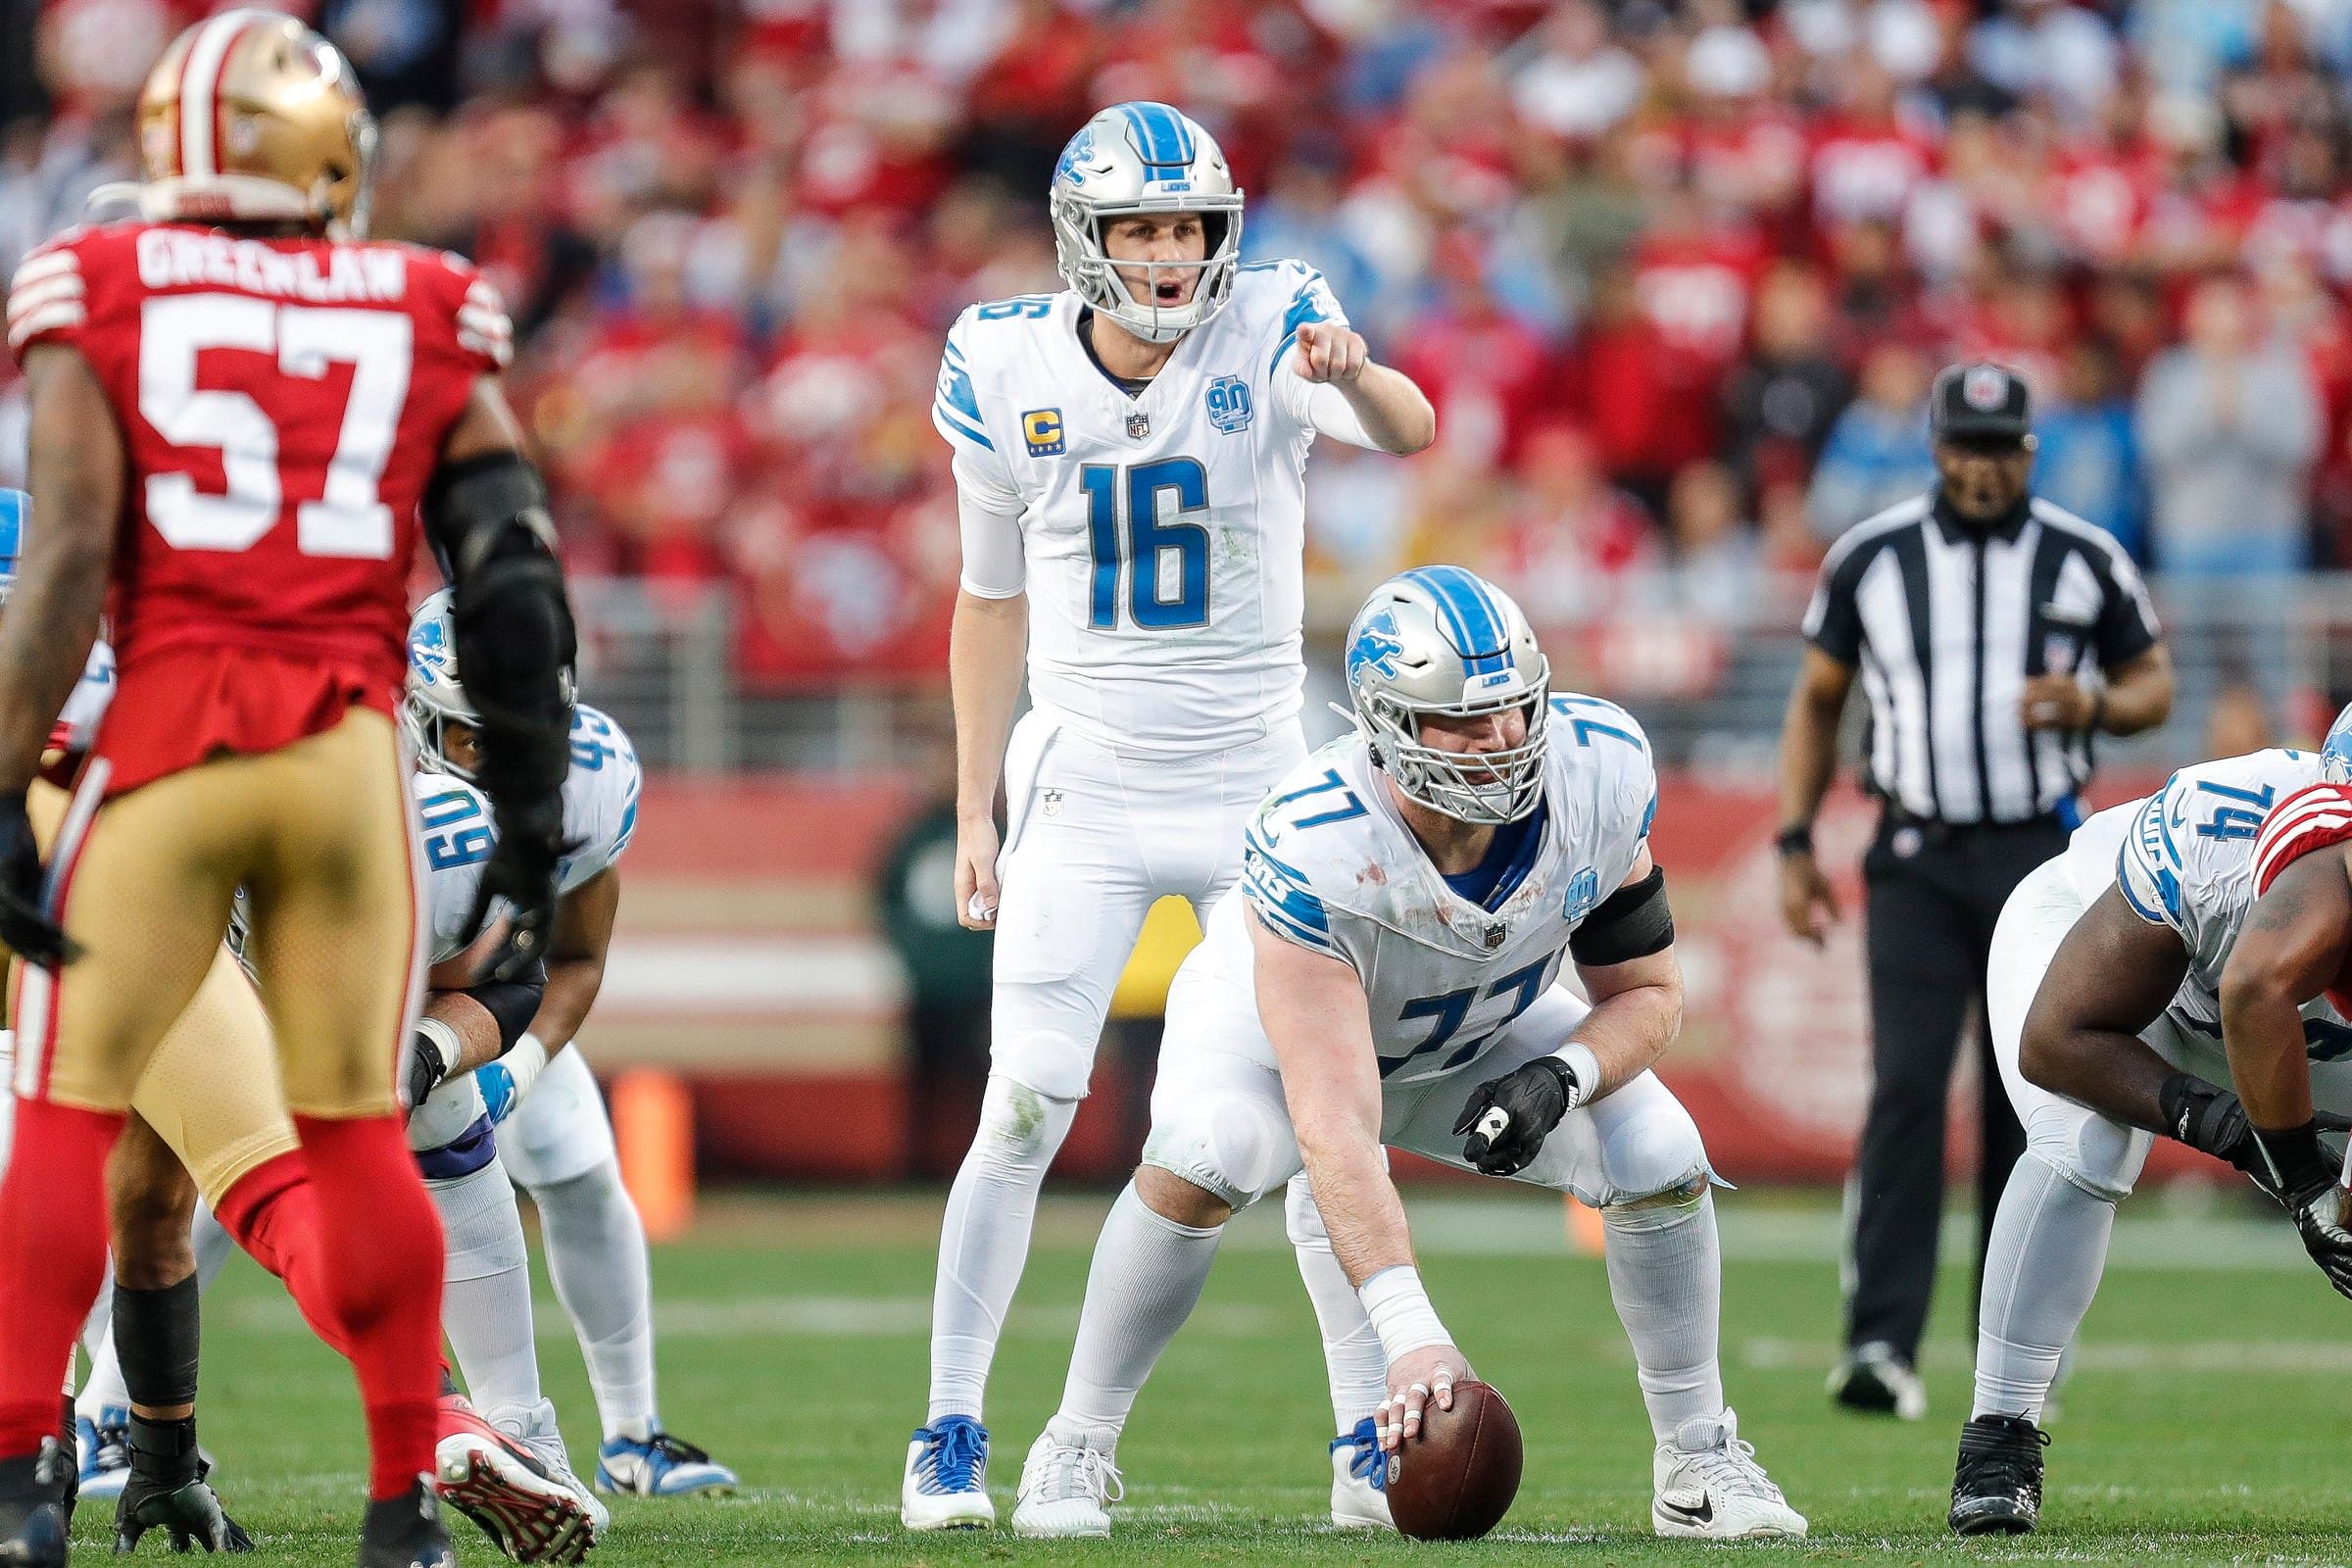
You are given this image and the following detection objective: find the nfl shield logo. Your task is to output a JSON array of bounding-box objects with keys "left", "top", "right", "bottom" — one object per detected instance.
[
  {"left": 1482, "top": 920, "right": 1506, "bottom": 950},
  {"left": 1126, "top": 409, "right": 1152, "bottom": 440},
  {"left": 1962, "top": 366, "right": 2008, "bottom": 412}
]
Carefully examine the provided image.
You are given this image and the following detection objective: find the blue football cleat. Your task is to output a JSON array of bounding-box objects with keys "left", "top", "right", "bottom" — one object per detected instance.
[
  {"left": 593, "top": 1431, "right": 737, "bottom": 1498},
  {"left": 74, "top": 1409, "right": 129, "bottom": 1503},
  {"left": 1329, "top": 1417, "right": 1391, "bottom": 1530},
  {"left": 900, "top": 1415, "right": 992, "bottom": 1530}
]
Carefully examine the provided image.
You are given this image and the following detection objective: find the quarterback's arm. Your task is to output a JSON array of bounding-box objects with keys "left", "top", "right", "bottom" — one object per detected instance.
[
  {"left": 949, "top": 588, "right": 1026, "bottom": 928},
  {"left": 530, "top": 864, "right": 619, "bottom": 1054},
  {"left": 2221, "top": 846, "right": 2352, "bottom": 1135},
  {"left": 1281, "top": 321, "right": 1434, "bottom": 456},
  {"left": 0, "top": 345, "right": 119, "bottom": 793}
]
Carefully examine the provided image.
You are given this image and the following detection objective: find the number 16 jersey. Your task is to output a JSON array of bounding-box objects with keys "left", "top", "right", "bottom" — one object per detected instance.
[
  {"left": 933, "top": 260, "right": 1356, "bottom": 757},
  {"left": 6, "top": 220, "right": 511, "bottom": 793}
]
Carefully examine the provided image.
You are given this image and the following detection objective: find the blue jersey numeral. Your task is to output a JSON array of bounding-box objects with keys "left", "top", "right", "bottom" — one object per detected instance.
[
  {"left": 570, "top": 710, "right": 617, "bottom": 772},
  {"left": 1083, "top": 458, "right": 1209, "bottom": 631},
  {"left": 1384, "top": 956, "right": 1555, "bottom": 1080},
  {"left": 975, "top": 296, "right": 1053, "bottom": 320},
  {"left": 420, "top": 790, "right": 494, "bottom": 871},
  {"left": 1267, "top": 768, "right": 1367, "bottom": 830},
  {"left": 2192, "top": 780, "right": 2274, "bottom": 841}
]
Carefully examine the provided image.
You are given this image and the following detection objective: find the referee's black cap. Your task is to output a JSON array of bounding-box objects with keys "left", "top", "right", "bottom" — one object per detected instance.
[{"left": 1930, "top": 362, "right": 2033, "bottom": 447}]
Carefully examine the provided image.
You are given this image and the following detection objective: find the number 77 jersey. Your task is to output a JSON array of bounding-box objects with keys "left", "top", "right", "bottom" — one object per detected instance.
[
  {"left": 7, "top": 220, "right": 510, "bottom": 793},
  {"left": 932, "top": 261, "right": 1353, "bottom": 755}
]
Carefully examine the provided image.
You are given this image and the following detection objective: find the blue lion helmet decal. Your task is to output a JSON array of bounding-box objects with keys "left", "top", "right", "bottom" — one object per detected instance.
[
  {"left": 409, "top": 615, "right": 454, "bottom": 683},
  {"left": 1348, "top": 608, "right": 1404, "bottom": 684},
  {"left": 1054, "top": 126, "right": 1097, "bottom": 187}
]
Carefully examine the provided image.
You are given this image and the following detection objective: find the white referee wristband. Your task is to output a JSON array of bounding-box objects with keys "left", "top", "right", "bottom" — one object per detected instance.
[
  {"left": 1551, "top": 1042, "right": 1602, "bottom": 1103},
  {"left": 1358, "top": 1265, "right": 1451, "bottom": 1361}
]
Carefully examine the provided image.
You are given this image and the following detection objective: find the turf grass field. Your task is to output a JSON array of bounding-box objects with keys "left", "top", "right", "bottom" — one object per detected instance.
[{"left": 118, "top": 1187, "right": 2352, "bottom": 1567}]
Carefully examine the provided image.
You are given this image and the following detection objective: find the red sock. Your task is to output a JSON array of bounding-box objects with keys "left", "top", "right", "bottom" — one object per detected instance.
[
  {"left": 292, "top": 1114, "right": 445, "bottom": 1500},
  {"left": 215, "top": 1151, "right": 354, "bottom": 1359},
  {"left": 0, "top": 1100, "right": 121, "bottom": 1453}
]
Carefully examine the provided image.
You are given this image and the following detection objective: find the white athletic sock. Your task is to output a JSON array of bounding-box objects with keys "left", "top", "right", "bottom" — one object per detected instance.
[
  {"left": 1602, "top": 1187, "right": 1727, "bottom": 1443},
  {"left": 1285, "top": 1174, "right": 1385, "bottom": 1433},
  {"left": 432, "top": 1161, "right": 542, "bottom": 1412},
  {"left": 926, "top": 1075, "right": 1078, "bottom": 1423},
  {"left": 1973, "top": 1152, "right": 2117, "bottom": 1421},
  {"left": 1053, "top": 1181, "right": 1225, "bottom": 1437},
  {"left": 528, "top": 1162, "right": 659, "bottom": 1442}
]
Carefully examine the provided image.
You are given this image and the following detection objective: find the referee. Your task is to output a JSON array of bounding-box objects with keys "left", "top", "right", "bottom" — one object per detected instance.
[{"left": 1775, "top": 362, "right": 2175, "bottom": 1419}]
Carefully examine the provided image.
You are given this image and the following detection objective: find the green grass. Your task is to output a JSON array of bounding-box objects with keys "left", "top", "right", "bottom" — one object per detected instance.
[{"left": 121, "top": 1187, "right": 2352, "bottom": 1566}]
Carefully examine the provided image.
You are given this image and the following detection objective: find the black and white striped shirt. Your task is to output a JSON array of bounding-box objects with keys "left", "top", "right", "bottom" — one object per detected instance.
[{"left": 1801, "top": 493, "right": 2161, "bottom": 825}]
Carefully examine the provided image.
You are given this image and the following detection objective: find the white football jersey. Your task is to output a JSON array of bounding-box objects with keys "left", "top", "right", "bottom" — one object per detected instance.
[
  {"left": 558, "top": 703, "right": 640, "bottom": 895},
  {"left": 413, "top": 769, "right": 495, "bottom": 965},
  {"left": 1185, "top": 695, "right": 1657, "bottom": 1085},
  {"left": 50, "top": 640, "right": 115, "bottom": 755},
  {"left": 933, "top": 261, "right": 1353, "bottom": 756},
  {"left": 2099, "top": 747, "right": 2347, "bottom": 1035}
]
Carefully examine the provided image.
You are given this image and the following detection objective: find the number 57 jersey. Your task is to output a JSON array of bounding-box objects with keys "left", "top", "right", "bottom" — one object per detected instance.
[
  {"left": 7, "top": 220, "right": 511, "bottom": 794},
  {"left": 933, "top": 261, "right": 1351, "bottom": 756}
]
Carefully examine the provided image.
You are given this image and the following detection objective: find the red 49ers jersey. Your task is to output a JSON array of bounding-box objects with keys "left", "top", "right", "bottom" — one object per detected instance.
[
  {"left": 4, "top": 220, "right": 511, "bottom": 793},
  {"left": 2254, "top": 781, "right": 2352, "bottom": 1015}
]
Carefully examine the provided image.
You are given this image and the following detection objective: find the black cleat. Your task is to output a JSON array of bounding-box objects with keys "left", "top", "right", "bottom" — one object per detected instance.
[
  {"left": 359, "top": 1480, "right": 455, "bottom": 1568},
  {"left": 0, "top": 1444, "right": 71, "bottom": 1568},
  {"left": 1949, "top": 1413, "right": 2049, "bottom": 1536}
]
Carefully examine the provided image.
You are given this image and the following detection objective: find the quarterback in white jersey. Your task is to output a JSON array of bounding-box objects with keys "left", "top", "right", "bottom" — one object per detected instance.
[
  {"left": 908, "top": 100, "right": 1434, "bottom": 1530},
  {"left": 1006, "top": 570, "right": 1804, "bottom": 1542},
  {"left": 405, "top": 593, "right": 734, "bottom": 1498},
  {"left": 1951, "top": 732, "right": 2352, "bottom": 1537}
]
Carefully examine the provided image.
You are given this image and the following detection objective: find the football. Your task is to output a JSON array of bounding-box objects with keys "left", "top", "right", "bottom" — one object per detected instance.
[{"left": 1383, "top": 1380, "right": 1524, "bottom": 1541}]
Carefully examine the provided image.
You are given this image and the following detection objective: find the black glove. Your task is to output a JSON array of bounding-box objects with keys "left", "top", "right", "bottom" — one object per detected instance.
[
  {"left": 0, "top": 790, "right": 73, "bottom": 967},
  {"left": 462, "top": 793, "right": 567, "bottom": 985},
  {"left": 2252, "top": 1120, "right": 2352, "bottom": 1301},
  {"left": 2159, "top": 1075, "right": 2352, "bottom": 1197},
  {"left": 114, "top": 1442, "right": 252, "bottom": 1556},
  {"left": 1454, "top": 1055, "right": 1585, "bottom": 1176}
]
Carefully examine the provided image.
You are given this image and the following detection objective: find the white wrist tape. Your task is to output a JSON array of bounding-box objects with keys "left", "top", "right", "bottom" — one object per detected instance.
[
  {"left": 1358, "top": 1265, "right": 1451, "bottom": 1361},
  {"left": 503, "top": 1033, "right": 552, "bottom": 1102},
  {"left": 1553, "top": 1042, "right": 1601, "bottom": 1104},
  {"left": 414, "top": 1016, "right": 464, "bottom": 1083}
]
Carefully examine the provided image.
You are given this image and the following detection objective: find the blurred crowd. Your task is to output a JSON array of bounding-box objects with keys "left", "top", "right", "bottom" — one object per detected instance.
[{"left": 7, "top": 0, "right": 2352, "bottom": 694}]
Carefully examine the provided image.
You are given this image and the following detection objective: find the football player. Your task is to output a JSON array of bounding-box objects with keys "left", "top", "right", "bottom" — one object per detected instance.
[
  {"left": 0, "top": 491, "right": 595, "bottom": 1560},
  {"left": 0, "top": 14, "right": 575, "bottom": 1568},
  {"left": 1947, "top": 717, "right": 2352, "bottom": 1536},
  {"left": 403, "top": 592, "right": 736, "bottom": 1497},
  {"left": 2218, "top": 727, "right": 2352, "bottom": 1293},
  {"left": 1007, "top": 570, "right": 1806, "bottom": 1542},
  {"left": 908, "top": 99, "right": 1436, "bottom": 1531}
]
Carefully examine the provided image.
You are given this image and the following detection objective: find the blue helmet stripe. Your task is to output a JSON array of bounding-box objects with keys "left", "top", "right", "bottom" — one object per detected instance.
[
  {"left": 1402, "top": 565, "right": 1508, "bottom": 674},
  {"left": 1118, "top": 101, "right": 1195, "bottom": 170}
]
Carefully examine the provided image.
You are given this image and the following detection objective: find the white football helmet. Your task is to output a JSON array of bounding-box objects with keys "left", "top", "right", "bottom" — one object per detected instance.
[
  {"left": 403, "top": 588, "right": 576, "bottom": 779},
  {"left": 1344, "top": 567, "right": 1551, "bottom": 825},
  {"left": 1050, "top": 101, "right": 1243, "bottom": 344},
  {"left": 2323, "top": 700, "right": 2352, "bottom": 784}
]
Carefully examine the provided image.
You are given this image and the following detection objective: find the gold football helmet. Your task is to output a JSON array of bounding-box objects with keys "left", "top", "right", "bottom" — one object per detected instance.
[{"left": 130, "top": 10, "right": 376, "bottom": 235}]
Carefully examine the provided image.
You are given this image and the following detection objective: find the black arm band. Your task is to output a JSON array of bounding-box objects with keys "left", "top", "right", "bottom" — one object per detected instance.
[
  {"left": 424, "top": 451, "right": 575, "bottom": 805},
  {"left": 1569, "top": 865, "right": 1675, "bottom": 966},
  {"left": 465, "top": 974, "right": 546, "bottom": 1054},
  {"left": 2254, "top": 1119, "right": 2333, "bottom": 1198}
]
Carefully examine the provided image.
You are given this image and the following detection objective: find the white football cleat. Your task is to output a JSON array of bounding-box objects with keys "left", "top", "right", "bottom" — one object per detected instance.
[
  {"left": 491, "top": 1400, "right": 612, "bottom": 1538},
  {"left": 1651, "top": 1408, "right": 1808, "bottom": 1541},
  {"left": 1328, "top": 1418, "right": 1392, "bottom": 1531},
  {"left": 901, "top": 1416, "right": 994, "bottom": 1531},
  {"left": 1009, "top": 1426, "right": 1122, "bottom": 1540}
]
